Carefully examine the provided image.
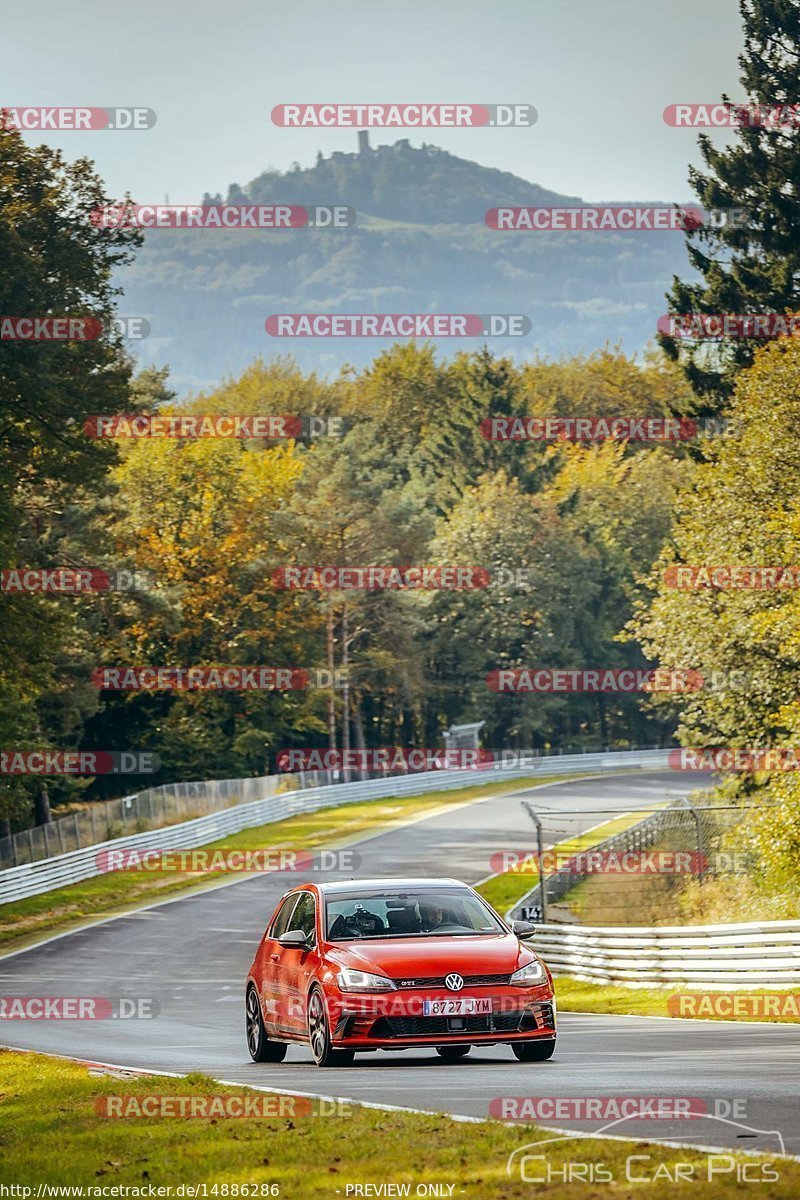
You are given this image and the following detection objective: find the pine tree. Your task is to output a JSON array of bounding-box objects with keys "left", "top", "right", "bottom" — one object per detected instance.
[{"left": 661, "top": 0, "right": 800, "bottom": 416}]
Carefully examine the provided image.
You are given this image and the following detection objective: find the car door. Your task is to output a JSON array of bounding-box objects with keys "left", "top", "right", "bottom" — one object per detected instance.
[
  {"left": 271, "top": 890, "right": 319, "bottom": 1036},
  {"left": 257, "top": 893, "right": 300, "bottom": 1033}
]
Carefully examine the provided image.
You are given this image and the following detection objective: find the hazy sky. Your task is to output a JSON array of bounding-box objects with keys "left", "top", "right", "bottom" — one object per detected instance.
[{"left": 2, "top": 0, "right": 745, "bottom": 203}]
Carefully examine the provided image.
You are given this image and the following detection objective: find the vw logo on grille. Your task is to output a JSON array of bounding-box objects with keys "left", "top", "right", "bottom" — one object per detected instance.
[{"left": 445, "top": 973, "right": 464, "bottom": 992}]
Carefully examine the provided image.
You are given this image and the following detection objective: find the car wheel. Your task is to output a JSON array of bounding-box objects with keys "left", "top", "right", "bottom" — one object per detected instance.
[
  {"left": 246, "top": 985, "right": 287, "bottom": 1062},
  {"left": 307, "top": 987, "right": 355, "bottom": 1068},
  {"left": 512, "top": 1037, "right": 556, "bottom": 1062},
  {"left": 435, "top": 1045, "right": 471, "bottom": 1061}
]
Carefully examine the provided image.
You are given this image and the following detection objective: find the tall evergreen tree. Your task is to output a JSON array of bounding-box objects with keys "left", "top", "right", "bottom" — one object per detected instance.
[{"left": 661, "top": 0, "right": 800, "bottom": 415}]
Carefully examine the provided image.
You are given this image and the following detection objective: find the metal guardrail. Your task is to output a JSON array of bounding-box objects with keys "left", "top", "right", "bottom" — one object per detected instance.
[
  {"left": 0, "top": 774, "right": 293, "bottom": 871},
  {"left": 524, "top": 920, "right": 800, "bottom": 987},
  {"left": 0, "top": 748, "right": 669, "bottom": 905}
]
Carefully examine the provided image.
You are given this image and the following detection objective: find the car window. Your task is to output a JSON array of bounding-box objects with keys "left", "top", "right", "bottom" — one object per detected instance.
[
  {"left": 325, "top": 889, "right": 504, "bottom": 940},
  {"left": 270, "top": 894, "right": 299, "bottom": 939},
  {"left": 287, "top": 891, "right": 316, "bottom": 942}
]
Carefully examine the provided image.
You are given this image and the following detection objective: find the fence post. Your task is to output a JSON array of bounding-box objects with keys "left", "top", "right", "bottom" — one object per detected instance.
[
  {"left": 43, "top": 823, "right": 51, "bottom": 857},
  {"left": 681, "top": 797, "right": 705, "bottom": 883},
  {"left": 74, "top": 813, "right": 81, "bottom": 849},
  {"left": 521, "top": 801, "right": 548, "bottom": 924}
]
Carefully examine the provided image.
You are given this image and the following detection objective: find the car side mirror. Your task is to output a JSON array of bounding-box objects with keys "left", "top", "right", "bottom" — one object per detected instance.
[
  {"left": 278, "top": 929, "right": 310, "bottom": 948},
  {"left": 511, "top": 919, "right": 536, "bottom": 937}
]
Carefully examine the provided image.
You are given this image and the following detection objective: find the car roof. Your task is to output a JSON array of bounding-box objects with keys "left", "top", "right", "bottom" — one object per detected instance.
[{"left": 314, "top": 877, "right": 466, "bottom": 894}]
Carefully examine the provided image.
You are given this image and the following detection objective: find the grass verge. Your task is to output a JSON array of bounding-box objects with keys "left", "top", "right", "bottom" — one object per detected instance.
[
  {"left": 0, "top": 774, "right": 561, "bottom": 954},
  {"left": 555, "top": 976, "right": 800, "bottom": 1023},
  {"left": 0, "top": 1049, "right": 795, "bottom": 1197}
]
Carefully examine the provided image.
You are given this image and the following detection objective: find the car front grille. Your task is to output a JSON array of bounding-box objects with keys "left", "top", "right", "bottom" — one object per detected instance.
[
  {"left": 368, "top": 1002, "right": 554, "bottom": 1040},
  {"left": 394, "top": 973, "right": 511, "bottom": 989},
  {"left": 369, "top": 1010, "right": 526, "bottom": 1038}
]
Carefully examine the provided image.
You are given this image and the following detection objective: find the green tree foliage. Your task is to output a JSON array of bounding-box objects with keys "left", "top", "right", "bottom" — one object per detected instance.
[
  {"left": 660, "top": 0, "right": 800, "bottom": 412},
  {"left": 0, "top": 123, "right": 139, "bottom": 826},
  {"left": 632, "top": 338, "right": 800, "bottom": 749},
  {"left": 631, "top": 337, "right": 800, "bottom": 885}
]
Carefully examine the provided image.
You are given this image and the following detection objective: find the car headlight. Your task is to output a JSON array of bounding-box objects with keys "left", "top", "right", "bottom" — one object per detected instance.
[
  {"left": 337, "top": 967, "right": 397, "bottom": 993},
  {"left": 509, "top": 958, "right": 546, "bottom": 986}
]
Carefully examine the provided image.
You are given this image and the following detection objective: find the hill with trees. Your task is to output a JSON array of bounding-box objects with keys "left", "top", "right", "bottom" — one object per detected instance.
[{"left": 120, "top": 136, "right": 697, "bottom": 391}]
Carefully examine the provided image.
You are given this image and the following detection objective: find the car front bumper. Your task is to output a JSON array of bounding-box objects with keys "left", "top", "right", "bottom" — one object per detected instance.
[{"left": 326, "top": 983, "right": 556, "bottom": 1048}]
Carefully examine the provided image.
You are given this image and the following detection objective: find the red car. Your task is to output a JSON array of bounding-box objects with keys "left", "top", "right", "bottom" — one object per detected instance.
[{"left": 245, "top": 877, "right": 556, "bottom": 1067}]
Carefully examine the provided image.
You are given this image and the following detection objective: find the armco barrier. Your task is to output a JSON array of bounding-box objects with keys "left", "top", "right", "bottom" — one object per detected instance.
[
  {"left": 524, "top": 920, "right": 800, "bottom": 988},
  {"left": 0, "top": 748, "right": 669, "bottom": 905}
]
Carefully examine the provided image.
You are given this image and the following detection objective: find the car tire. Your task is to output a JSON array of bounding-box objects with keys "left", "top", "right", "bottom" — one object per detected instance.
[
  {"left": 246, "top": 985, "right": 288, "bottom": 1062},
  {"left": 435, "top": 1045, "right": 471, "bottom": 1061},
  {"left": 512, "top": 1037, "right": 556, "bottom": 1062},
  {"left": 307, "top": 986, "right": 355, "bottom": 1068}
]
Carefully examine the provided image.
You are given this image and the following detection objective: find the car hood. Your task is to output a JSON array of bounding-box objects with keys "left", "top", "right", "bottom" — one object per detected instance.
[{"left": 325, "top": 933, "right": 534, "bottom": 978}]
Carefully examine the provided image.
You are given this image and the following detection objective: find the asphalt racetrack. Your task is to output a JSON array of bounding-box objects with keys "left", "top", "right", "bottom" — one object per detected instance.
[{"left": 2, "top": 770, "right": 798, "bottom": 1157}]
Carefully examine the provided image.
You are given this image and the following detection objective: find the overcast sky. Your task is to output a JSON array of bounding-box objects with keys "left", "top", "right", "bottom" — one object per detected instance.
[{"left": 3, "top": 0, "right": 745, "bottom": 203}]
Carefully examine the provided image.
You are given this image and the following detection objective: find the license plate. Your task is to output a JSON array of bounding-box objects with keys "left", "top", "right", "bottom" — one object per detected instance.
[{"left": 422, "top": 997, "right": 492, "bottom": 1016}]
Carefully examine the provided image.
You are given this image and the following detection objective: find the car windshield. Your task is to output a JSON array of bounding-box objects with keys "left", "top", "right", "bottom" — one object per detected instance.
[{"left": 324, "top": 888, "right": 505, "bottom": 940}]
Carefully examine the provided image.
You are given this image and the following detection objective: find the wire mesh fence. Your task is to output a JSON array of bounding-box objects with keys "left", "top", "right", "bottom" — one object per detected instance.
[
  {"left": 510, "top": 800, "right": 765, "bottom": 927},
  {"left": 0, "top": 774, "right": 297, "bottom": 870}
]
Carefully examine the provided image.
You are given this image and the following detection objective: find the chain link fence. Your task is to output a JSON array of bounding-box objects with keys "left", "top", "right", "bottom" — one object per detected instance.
[
  {"left": 0, "top": 774, "right": 299, "bottom": 870},
  {"left": 511, "top": 800, "right": 762, "bottom": 927}
]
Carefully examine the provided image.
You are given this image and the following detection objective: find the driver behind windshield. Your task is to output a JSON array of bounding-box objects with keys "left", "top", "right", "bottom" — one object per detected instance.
[{"left": 418, "top": 900, "right": 446, "bottom": 931}]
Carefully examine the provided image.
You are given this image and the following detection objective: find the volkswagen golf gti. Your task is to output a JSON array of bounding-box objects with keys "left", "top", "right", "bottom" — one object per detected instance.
[{"left": 245, "top": 877, "right": 556, "bottom": 1067}]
